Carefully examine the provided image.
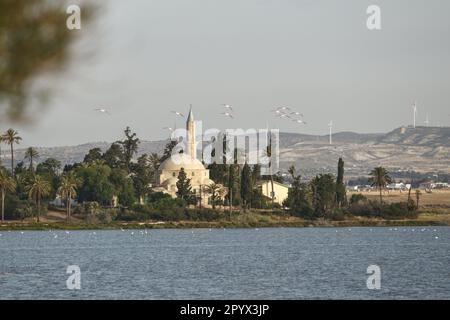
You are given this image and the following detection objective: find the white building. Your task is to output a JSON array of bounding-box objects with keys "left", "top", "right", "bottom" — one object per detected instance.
[{"left": 152, "top": 107, "right": 219, "bottom": 206}]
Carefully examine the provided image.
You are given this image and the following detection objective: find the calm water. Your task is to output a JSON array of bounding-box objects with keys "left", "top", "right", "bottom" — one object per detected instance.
[{"left": 0, "top": 227, "right": 449, "bottom": 299}]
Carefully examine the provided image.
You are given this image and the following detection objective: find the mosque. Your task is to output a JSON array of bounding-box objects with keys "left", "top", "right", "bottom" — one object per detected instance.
[{"left": 152, "top": 107, "right": 219, "bottom": 206}]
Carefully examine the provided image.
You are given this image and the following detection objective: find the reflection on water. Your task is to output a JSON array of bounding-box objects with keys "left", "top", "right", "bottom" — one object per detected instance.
[{"left": 0, "top": 227, "right": 449, "bottom": 299}]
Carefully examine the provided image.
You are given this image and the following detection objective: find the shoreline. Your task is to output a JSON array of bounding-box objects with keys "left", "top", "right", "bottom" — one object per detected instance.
[{"left": 1, "top": 217, "right": 449, "bottom": 231}]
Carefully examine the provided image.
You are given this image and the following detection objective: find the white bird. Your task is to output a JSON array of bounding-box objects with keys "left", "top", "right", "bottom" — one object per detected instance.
[
  {"left": 222, "top": 104, "right": 234, "bottom": 111},
  {"left": 94, "top": 108, "right": 111, "bottom": 115},
  {"left": 276, "top": 113, "right": 291, "bottom": 119},
  {"left": 221, "top": 112, "right": 234, "bottom": 119},
  {"left": 293, "top": 119, "right": 307, "bottom": 124},
  {"left": 171, "top": 111, "right": 185, "bottom": 117},
  {"left": 271, "top": 109, "right": 285, "bottom": 115},
  {"left": 290, "top": 111, "right": 304, "bottom": 117},
  {"left": 163, "top": 126, "right": 174, "bottom": 132}
]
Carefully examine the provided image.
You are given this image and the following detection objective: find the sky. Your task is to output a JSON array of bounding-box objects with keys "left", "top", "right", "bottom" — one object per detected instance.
[{"left": 2, "top": 0, "right": 450, "bottom": 148}]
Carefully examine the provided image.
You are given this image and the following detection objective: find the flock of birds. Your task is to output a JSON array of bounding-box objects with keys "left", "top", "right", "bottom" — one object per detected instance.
[
  {"left": 0, "top": 227, "right": 441, "bottom": 240},
  {"left": 270, "top": 106, "right": 307, "bottom": 125},
  {"left": 94, "top": 104, "right": 309, "bottom": 135},
  {"left": 162, "top": 104, "right": 307, "bottom": 133},
  {"left": 94, "top": 104, "right": 307, "bottom": 123}
]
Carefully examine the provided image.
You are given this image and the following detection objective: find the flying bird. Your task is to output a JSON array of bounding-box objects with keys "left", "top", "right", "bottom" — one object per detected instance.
[
  {"left": 171, "top": 111, "right": 185, "bottom": 117},
  {"left": 290, "top": 111, "right": 304, "bottom": 117},
  {"left": 163, "top": 127, "right": 174, "bottom": 132},
  {"left": 221, "top": 112, "right": 234, "bottom": 119},
  {"left": 293, "top": 119, "right": 307, "bottom": 124},
  {"left": 271, "top": 109, "right": 284, "bottom": 115},
  {"left": 274, "top": 106, "right": 291, "bottom": 111},
  {"left": 94, "top": 108, "right": 111, "bottom": 115},
  {"left": 222, "top": 104, "right": 234, "bottom": 111},
  {"left": 276, "top": 113, "right": 291, "bottom": 119}
]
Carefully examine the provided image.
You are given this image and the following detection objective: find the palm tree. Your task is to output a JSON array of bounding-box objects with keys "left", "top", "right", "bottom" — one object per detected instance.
[
  {"left": 368, "top": 167, "right": 392, "bottom": 203},
  {"left": 24, "top": 147, "right": 39, "bottom": 172},
  {"left": 58, "top": 172, "right": 81, "bottom": 221},
  {"left": 0, "top": 168, "right": 16, "bottom": 222},
  {"left": 203, "top": 183, "right": 225, "bottom": 209},
  {"left": 26, "top": 175, "right": 51, "bottom": 222},
  {"left": 148, "top": 153, "right": 161, "bottom": 171},
  {"left": 1, "top": 129, "right": 22, "bottom": 177}
]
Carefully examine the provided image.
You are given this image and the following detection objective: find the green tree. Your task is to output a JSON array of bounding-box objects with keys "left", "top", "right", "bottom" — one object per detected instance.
[
  {"left": 1, "top": 129, "right": 22, "bottom": 176},
  {"left": 335, "top": 158, "right": 346, "bottom": 207},
  {"left": 109, "top": 168, "right": 136, "bottom": 206},
  {"left": 83, "top": 148, "right": 103, "bottom": 164},
  {"left": 203, "top": 183, "right": 225, "bottom": 209},
  {"left": 118, "top": 127, "right": 140, "bottom": 173},
  {"left": 284, "top": 165, "right": 312, "bottom": 218},
  {"left": 208, "top": 162, "right": 228, "bottom": 185},
  {"left": 57, "top": 172, "right": 81, "bottom": 221},
  {"left": 176, "top": 168, "right": 193, "bottom": 201},
  {"left": 102, "top": 143, "right": 124, "bottom": 169},
  {"left": 148, "top": 153, "right": 161, "bottom": 172},
  {"left": 76, "top": 163, "right": 115, "bottom": 205},
  {"left": 160, "top": 140, "right": 179, "bottom": 162},
  {"left": 311, "top": 174, "right": 336, "bottom": 217},
  {"left": 36, "top": 158, "right": 61, "bottom": 176},
  {"left": 368, "top": 167, "right": 392, "bottom": 203},
  {"left": 24, "top": 147, "right": 39, "bottom": 172},
  {"left": 240, "top": 162, "right": 253, "bottom": 209},
  {"left": 415, "top": 189, "right": 421, "bottom": 208},
  {"left": 0, "top": 168, "right": 16, "bottom": 222},
  {"left": 227, "top": 163, "right": 241, "bottom": 206},
  {"left": 36, "top": 158, "right": 62, "bottom": 199},
  {"left": 132, "top": 154, "right": 154, "bottom": 204},
  {"left": 26, "top": 175, "right": 51, "bottom": 222}
]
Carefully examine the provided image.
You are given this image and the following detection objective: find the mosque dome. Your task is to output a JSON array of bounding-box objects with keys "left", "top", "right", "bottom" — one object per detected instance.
[{"left": 158, "top": 153, "right": 205, "bottom": 171}]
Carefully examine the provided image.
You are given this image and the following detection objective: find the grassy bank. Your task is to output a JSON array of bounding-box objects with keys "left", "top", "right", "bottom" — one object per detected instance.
[{"left": 1, "top": 211, "right": 449, "bottom": 231}]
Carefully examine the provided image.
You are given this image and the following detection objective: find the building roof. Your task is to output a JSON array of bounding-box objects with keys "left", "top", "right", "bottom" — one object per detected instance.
[{"left": 158, "top": 153, "right": 205, "bottom": 171}]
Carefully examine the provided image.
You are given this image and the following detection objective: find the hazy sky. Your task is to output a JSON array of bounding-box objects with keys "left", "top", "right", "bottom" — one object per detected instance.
[{"left": 3, "top": 0, "right": 450, "bottom": 147}]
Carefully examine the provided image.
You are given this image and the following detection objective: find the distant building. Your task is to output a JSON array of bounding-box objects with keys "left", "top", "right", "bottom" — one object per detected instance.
[
  {"left": 152, "top": 107, "right": 220, "bottom": 207},
  {"left": 420, "top": 182, "right": 449, "bottom": 190},
  {"left": 256, "top": 181, "right": 289, "bottom": 205},
  {"left": 386, "top": 182, "right": 410, "bottom": 191}
]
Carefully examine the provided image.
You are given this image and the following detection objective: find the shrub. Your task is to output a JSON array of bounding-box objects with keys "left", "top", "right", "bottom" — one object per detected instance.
[{"left": 349, "top": 193, "right": 368, "bottom": 204}]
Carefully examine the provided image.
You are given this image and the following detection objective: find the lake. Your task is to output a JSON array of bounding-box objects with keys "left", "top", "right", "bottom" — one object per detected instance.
[{"left": 0, "top": 227, "right": 449, "bottom": 299}]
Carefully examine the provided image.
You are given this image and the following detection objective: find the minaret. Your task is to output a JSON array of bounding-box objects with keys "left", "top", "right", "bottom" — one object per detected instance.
[{"left": 186, "top": 105, "right": 196, "bottom": 160}]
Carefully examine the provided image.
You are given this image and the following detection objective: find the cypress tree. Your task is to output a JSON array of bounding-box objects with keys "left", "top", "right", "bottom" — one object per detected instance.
[
  {"left": 240, "top": 162, "right": 253, "bottom": 210},
  {"left": 335, "top": 157, "right": 346, "bottom": 207}
]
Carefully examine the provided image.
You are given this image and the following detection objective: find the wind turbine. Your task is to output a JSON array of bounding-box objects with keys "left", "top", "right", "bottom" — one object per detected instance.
[
  {"left": 328, "top": 121, "right": 333, "bottom": 145},
  {"left": 412, "top": 102, "right": 418, "bottom": 128}
]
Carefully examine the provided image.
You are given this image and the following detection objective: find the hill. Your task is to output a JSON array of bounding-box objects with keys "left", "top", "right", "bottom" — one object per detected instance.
[{"left": 1, "top": 126, "right": 449, "bottom": 177}]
